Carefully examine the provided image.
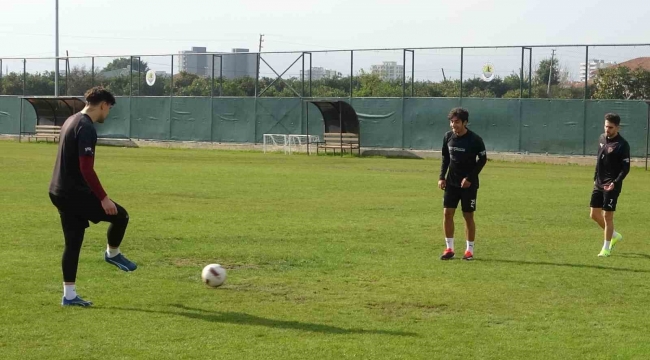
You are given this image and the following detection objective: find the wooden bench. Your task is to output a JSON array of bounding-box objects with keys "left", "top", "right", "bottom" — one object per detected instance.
[
  {"left": 31, "top": 125, "right": 62, "bottom": 143},
  {"left": 316, "top": 132, "right": 360, "bottom": 155}
]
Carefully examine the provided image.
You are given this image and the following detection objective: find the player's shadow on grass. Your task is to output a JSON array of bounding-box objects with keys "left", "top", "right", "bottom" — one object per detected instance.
[
  {"left": 481, "top": 258, "right": 650, "bottom": 273},
  {"left": 105, "top": 304, "right": 418, "bottom": 337},
  {"left": 617, "top": 253, "right": 650, "bottom": 260}
]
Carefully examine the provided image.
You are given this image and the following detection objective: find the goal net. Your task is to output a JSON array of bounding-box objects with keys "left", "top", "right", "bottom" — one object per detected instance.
[{"left": 263, "top": 134, "right": 289, "bottom": 154}]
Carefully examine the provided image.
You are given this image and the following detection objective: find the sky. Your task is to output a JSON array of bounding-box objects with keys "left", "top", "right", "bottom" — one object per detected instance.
[{"left": 2, "top": 0, "right": 650, "bottom": 81}]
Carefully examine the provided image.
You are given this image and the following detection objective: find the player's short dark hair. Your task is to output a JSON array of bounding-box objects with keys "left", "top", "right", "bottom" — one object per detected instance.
[
  {"left": 448, "top": 107, "right": 469, "bottom": 122},
  {"left": 84, "top": 87, "right": 116, "bottom": 106},
  {"left": 605, "top": 113, "right": 621, "bottom": 126}
]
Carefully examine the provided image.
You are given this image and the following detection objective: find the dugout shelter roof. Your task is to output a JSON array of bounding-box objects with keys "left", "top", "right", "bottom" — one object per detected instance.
[
  {"left": 309, "top": 100, "right": 359, "bottom": 134},
  {"left": 21, "top": 97, "right": 85, "bottom": 127}
]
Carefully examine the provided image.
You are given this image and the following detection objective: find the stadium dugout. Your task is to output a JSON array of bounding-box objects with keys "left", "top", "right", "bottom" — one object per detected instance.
[
  {"left": 19, "top": 97, "right": 85, "bottom": 143},
  {"left": 308, "top": 100, "right": 361, "bottom": 156}
]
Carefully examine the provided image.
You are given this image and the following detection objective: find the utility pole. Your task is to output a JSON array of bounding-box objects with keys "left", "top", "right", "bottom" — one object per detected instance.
[
  {"left": 547, "top": 49, "right": 555, "bottom": 97},
  {"left": 256, "top": 34, "right": 264, "bottom": 81}
]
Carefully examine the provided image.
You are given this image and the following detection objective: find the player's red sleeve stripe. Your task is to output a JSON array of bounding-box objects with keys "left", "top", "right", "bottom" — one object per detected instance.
[{"left": 79, "top": 156, "right": 107, "bottom": 200}]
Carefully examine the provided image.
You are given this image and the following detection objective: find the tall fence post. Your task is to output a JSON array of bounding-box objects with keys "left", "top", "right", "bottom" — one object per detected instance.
[
  {"left": 210, "top": 54, "right": 215, "bottom": 143},
  {"left": 91, "top": 57, "right": 95, "bottom": 88},
  {"left": 411, "top": 50, "right": 414, "bottom": 97},
  {"left": 403, "top": 50, "right": 414, "bottom": 150},
  {"left": 169, "top": 55, "right": 174, "bottom": 141},
  {"left": 520, "top": 47, "right": 528, "bottom": 153},
  {"left": 19, "top": 97, "right": 23, "bottom": 142},
  {"left": 646, "top": 101, "right": 649, "bottom": 171},
  {"left": 402, "top": 49, "right": 406, "bottom": 99},
  {"left": 307, "top": 53, "right": 312, "bottom": 154},
  {"left": 518, "top": 93, "right": 523, "bottom": 154},
  {"left": 22, "top": 59, "right": 26, "bottom": 96},
  {"left": 128, "top": 61, "right": 133, "bottom": 139},
  {"left": 65, "top": 56, "right": 69, "bottom": 96},
  {"left": 584, "top": 46, "right": 590, "bottom": 100},
  {"left": 135, "top": 56, "right": 142, "bottom": 95},
  {"left": 255, "top": 53, "right": 259, "bottom": 97},
  {"left": 402, "top": 49, "right": 406, "bottom": 150},
  {"left": 459, "top": 48, "right": 464, "bottom": 103},
  {"left": 520, "top": 47, "right": 524, "bottom": 98},
  {"left": 350, "top": 50, "right": 354, "bottom": 99},
  {"left": 583, "top": 46, "right": 589, "bottom": 155},
  {"left": 528, "top": 48, "right": 533, "bottom": 98},
  {"left": 301, "top": 53, "right": 305, "bottom": 141},
  {"left": 254, "top": 52, "right": 260, "bottom": 144},
  {"left": 219, "top": 55, "right": 223, "bottom": 96},
  {"left": 301, "top": 52, "right": 314, "bottom": 156},
  {"left": 211, "top": 55, "right": 215, "bottom": 98},
  {"left": 128, "top": 56, "right": 135, "bottom": 139},
  {"left": 129, "top": 56, "right": 133, "bottom": 98},
  {"left": 410, "top": 50, "right": 415, "bottom": 149}
]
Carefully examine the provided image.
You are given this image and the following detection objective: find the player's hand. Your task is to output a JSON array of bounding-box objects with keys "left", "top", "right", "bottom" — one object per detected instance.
[
  {"left": 461, "top": 178, "right": 472, "bottom": 188},
  {"left": 101, "top": 197, "right": 118, "bottom": 215},
  {"left": 438, "top": 180, "right": 446, "bottom": 190},
  {"left": 604, "top": 183, "right": 615, "bottom": 192}
]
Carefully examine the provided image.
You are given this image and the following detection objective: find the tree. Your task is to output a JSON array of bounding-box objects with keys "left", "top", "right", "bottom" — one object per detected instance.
[
  {"left": 502, "top": 89, "right": 527, "bottom": 98},
  {"left": 534, "top": 57, "right": 560, "bottom": 86},
  {"left": 354, "top": 71, "right": 401, "bottom": 97},
  {"left": 0, "top": 72, "right": 24, "bottom": 95},
  {"left": 102, "top": 58, "right": 149, "bottom": 73},
  {"left": 311, "top": 84, "right": 347, "bottom": 97},
  {"left": 463, "top": 77, "right": 509, "bottom": 98},
  {"left": 172, "top": 72, "right": 200, "bottom": 92},
  {"left": 592, "top": 66, "right": 650, "bottom": 100},
  {"left": 467, "top": 88, "right": 496, "bottom": 98},
  {"left": 25, "top": 71, "right": 55, "bottom": 95},
  {"left": 91, "top": 58, "right": 152, "bottom": 96},
  {"left": 413, "top": 81, "right": 444, "bottom": 97},
  {"left": 96, "top": 74, "right": 130, "bottom": 96},
  {"left": 66, "top": 66, "right": 93, "bottom": 96}
]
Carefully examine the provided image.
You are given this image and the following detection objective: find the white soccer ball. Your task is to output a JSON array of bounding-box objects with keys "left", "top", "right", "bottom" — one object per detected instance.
[{"left": 201, "top": 264, "right": 227, "bottom": 287}]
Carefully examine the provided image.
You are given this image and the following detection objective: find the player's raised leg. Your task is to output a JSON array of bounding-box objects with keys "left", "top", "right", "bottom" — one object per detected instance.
[{"left": 102, "top": 202, "right": 137, "bottom": 271}]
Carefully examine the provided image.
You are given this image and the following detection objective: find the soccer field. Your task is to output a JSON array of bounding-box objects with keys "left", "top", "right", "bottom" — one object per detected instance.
[{"left": 1, "top": 141, "right": 649, "bottom": 360}]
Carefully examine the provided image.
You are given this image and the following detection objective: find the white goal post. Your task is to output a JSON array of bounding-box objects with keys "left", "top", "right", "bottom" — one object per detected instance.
[{"left": 263, "top": 134, "right": 289, "bottom": 154}]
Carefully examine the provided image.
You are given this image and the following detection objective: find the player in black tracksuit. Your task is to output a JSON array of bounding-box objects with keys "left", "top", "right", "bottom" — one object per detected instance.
[
  {"left": 590, "top": 113, "right": 630, "bottom": 257},
  {"left": 49, "top": 87, "right": 137, "bottom": 307},
  {"left": 438, "top": 108, "right": 487, "bottom": 261}
]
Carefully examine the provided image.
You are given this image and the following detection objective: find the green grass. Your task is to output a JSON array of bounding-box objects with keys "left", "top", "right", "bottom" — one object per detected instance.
[{"left": 1, "top": 141, "right": 650, "bottom": 360}]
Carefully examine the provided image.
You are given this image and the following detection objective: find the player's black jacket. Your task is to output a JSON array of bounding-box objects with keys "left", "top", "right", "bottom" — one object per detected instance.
[
  {"left": 594, "top": 133, "right": 630, "bottom": 191},
  {"left": 439, "top": 130, "right": 487, "bottom": 189},
  {"left": 49, "top": 113, "right": 97, "bottom": 196}
]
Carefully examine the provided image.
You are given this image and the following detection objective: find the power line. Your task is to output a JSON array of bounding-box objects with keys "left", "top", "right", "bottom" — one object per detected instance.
[
  {"left": 0, "top": 30, "right": 256, "bottom": 43},
  {"left": 0, "top": 51, "right": 54, "bottom": 58}
]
